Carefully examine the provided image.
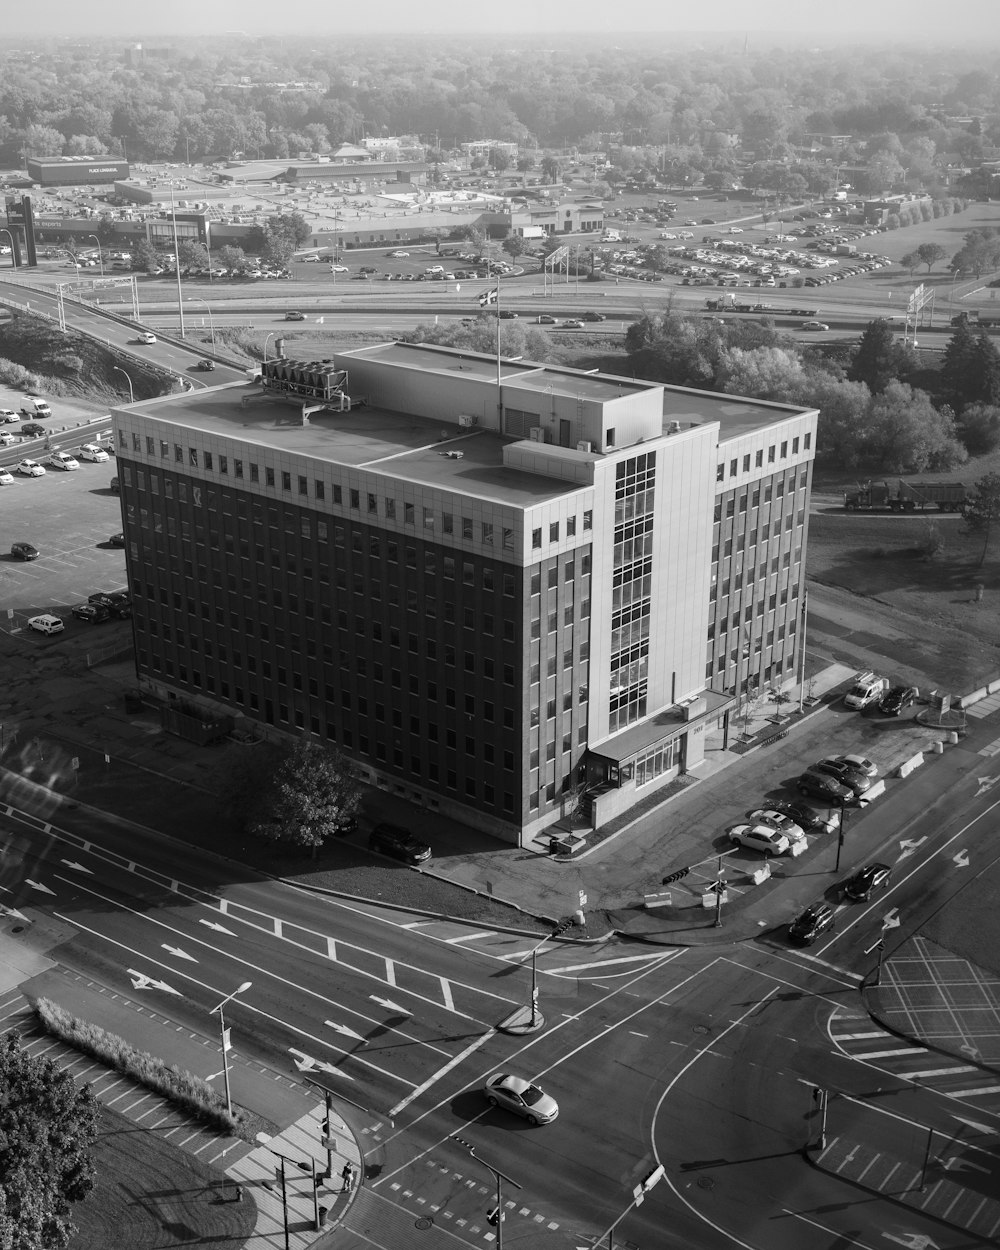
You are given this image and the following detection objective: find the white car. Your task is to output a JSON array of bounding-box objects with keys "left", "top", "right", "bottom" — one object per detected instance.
[
  {"left": 484, "top": 1073, "right": 559, "bottom": 1124},
  {"left": 17, "top": 459, "right": 46, "bottom": 477},
  {"left": 746, "top": 810, "right": 806, "bottom": 842},
  {"left": 329, "top": 264, "right": 349, "bottom": 273},
  {"left": 135, "top": 331, "right": 157, "bottom": 344},
  {"left": 78, "top": 443, "right": 110, "bottom": 462},
  {"left": 836, "top": 753, "right": 879, "bottom": 778},
  {"left": 0, "top": 467, "right": 14, "bottom": 485},
  {"left": 801, "top": 320, "right": 829, "bottom": 331},
  {"left": 728, "top": 824, "right": 791, "bottom": 856},
  {"left": 0, "top": 430, "right": 16, "bottom": 446},
  {"left": 724, "top": 226, "right": 744, "bottom": 234},
  {"left": 389, "top": 250, "right": 410, "bottom": 257},
  {"left": 46, "top": 450, "right": 79, "bottom": 471},
  {"left": 0, "top": 408, "right": 19, "bottom": 423},
  {"left": 28, "top": 614, "right": 64, "bottom": 635}
]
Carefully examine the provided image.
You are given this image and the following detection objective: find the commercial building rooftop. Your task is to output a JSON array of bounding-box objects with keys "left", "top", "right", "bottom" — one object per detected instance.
[{"left": 662, "top": 386, "right": 809, "bottom": 439}]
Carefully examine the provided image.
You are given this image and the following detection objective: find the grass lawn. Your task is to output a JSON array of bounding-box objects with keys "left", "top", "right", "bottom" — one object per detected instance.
[{"left": 69, "top": 1106, "right": 256, "bottom": 1250}]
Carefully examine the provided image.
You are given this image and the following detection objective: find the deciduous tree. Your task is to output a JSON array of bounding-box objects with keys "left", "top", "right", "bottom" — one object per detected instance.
[
  {"left": 962, "top": 471, "right": 1000, "bottom": 568},
  {"left": 915, "top": 242, "right": 947, "bottom": 271},
  {"left": 245, "top": 739, "right": 362, "bottom": 856},
  {"left": 864, "top": 381, "right": 966, "bottom": 473},
  {"left": 847, "top": 318, "right": 912, "bottom": 394}
]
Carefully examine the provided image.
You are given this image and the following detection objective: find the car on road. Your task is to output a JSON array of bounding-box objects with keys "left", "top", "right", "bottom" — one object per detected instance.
[
  {"left": 284, "top": 311, "right": 306, "bottom": 321},
  {"left": 107, "top": 533, "right": 126, "bottom": 547},
  {"left": 484, "top": 1073, "right": 559, "bottom": 1125},
  {"left": 28, "top": 614, "right": 64, "bottom": 635},
  {"left": 561, "top": 319, "right": 585, "bottom": 329},
  {"left": 78, "top": 442, "right": 110, "bottom": 462},
  {"left": 368, "top": 823, "right": 431, "bottom": 864},
  {"left": 134, "top": 331, "right": 157, "bottom": 344},
  {"left": 197, "top": 358, "right": 215, "bottom": 371},
  {"left": 88, "top": 591, "right": 131, "bottom": 617},
  {"left": 20, "top": 423, "right": 47, "bottom": 438},
  {"left": 16, "top": 458, "right": 45, "bottom": 477},
  {"left": 45, "top": 450, "right": 79, "bottom": 471},
  {"left": 788, "top": 902, "right": 836, "bottom": 945},
  {"left": 879, "top": 684, "right": 918, "bottom": 716},
  {"left": 813, "top": 758, "right": 873, "bottom": 793},
  {"left": 536, "top": 314, "right": 557, "bottom": 324},
  {"left": 0, "top": 408, "right": 19, "bottom": 423},
  {"left": 841, "top": 863, "right": 892, "bottom": 902},
  {"left": 800, "top": 320, "right": 830, "bottom": 331},
  {"left": 388, "top": 250, "right": 409, "bottom": 257},
  {"left": 71, "top": 603, "right": 111, "bottom": 623},
  {"left": 796, "top": 770, "right": 855, "bottom": 804},
  {"left": 498, "top": 310, "right": 518, "bottom": 319},
  {"left": 746, "top": 810, "right": 806, "bottom": 842},
  {"left": 582, "top": 311, "right": 607, "bottom": 321},
  {"left": 728, "top": 824, "right": 791, "bottom": 856},
  {"left": 329, "top": 264, "right": 349, "bottom": 273}
]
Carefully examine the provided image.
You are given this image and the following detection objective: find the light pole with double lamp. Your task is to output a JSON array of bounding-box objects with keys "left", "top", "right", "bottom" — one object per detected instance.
[
  {"left": 87, "top": 235, "right": 105, "bottom": 276},
  {"left": 210, "top": 980, "right": 252, "bottom": 1116},
  {"left": 112, "top": 366, "right": 134, "bottom": 403},
  {"left": 452, "top": 1138, "right": 521, "bottom": 1249},
  {"left": 187, "top": 295, "right": 216, "bottom": 350}
]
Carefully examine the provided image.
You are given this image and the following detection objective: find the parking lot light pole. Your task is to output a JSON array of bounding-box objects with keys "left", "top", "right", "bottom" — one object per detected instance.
[
  {"left": 453, "top": 1138, "right": 521, "bottom": 1250},
  {"left": 112, "top": 366, "right": 134, "bottom": 403},
  {"left": 209, "top": 980, "right": 252, "bottom": 1116}
]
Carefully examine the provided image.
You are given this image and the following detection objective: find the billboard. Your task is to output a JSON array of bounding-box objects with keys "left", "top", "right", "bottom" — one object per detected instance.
[{"left": 26, "top": 158, "right": 130, "bottom": 186}]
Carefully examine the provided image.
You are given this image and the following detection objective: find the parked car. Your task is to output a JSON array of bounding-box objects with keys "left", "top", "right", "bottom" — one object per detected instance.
[
  {"left": 484, "top": 1073, "right": 559, "bottom": 1125},
  {"left": 841, "top": 863, "right": 892, "bottom": 902},
  {"left": 879, "top": 685, "right": 918, "bottom": 716},
  {"left": 844, "top": 671, "right": 889, "bottom": 710},
  {"left": 746, "top": 810, "right": 806, "bottom": 842},
  {"left": 78, "top": 442, "right": 109, "bottom": 462},
  {"left": 0, "top": 408, "right": 19, "bottom": 423},
  {"left": 796, "top": 770, "right": 855, "bottom": 804},
  {"left": 329, "top": 264, "right": 349, "bottom": 273},
  {"left": 107, "top": 533, "right": 126, "bottom": 547},
  {"left": 388, "top": 249, "right": 410, "bottom": 257},
  {"left": 134, "top": 331, "right": 157, "bottom": 344},
  {"left": 835, "top": 754, "right": 878, "bottom": 778},
  {"left": 728, "top": 824, "right": 791, "bottom": 856},
  {"left": 20, "top": 423, "right": 47, "bottom": 438},
  {"left": 45, "top": 450, "right": 79, "bottom": 471},
  {"left": 813, "top": 758, "right": 872, "bottom": 793},
  {"left": 71, "top": 602, "right": 111, "bottom": 623},
  {"left": 368, "top": 823, "right": 431, "bottom": 864},
  {"left": 10, "top": 542, "right": 38, "bottom": 560},
  {"left": 17, "top": 458, "right": 45, "bottom": 477},
  {"left": 788, "top": 902, "right": 836, "bottom": 946},
  {"left": 88, "top": 591, "right": 132, "bottom": 617},
  {"left": 28, "top": 614, "right": 64, "bottom": 635},
  {"left": 0, "top": 466, "right": 13, "bottom": 485},
  {"left": 0, "top": 431, "right": 16, "bottom": 446}
]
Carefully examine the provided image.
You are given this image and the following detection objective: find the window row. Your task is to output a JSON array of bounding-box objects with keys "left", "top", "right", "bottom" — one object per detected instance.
[{"left": 715, "top": 433, "right": 812, "bottom": 481}]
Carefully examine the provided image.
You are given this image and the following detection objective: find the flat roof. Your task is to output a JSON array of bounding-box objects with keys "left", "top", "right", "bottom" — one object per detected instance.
[
  {"left": 127, "top": 382, "right": 573, "bottom": 507},
  {"left": 662, "top": 386, "right": 814, "bottom": 439}
]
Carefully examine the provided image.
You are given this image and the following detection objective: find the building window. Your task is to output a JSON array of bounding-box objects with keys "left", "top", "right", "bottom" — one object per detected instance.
[
  {"left": 266, "top": 467, "right": 275, "bottom": 487},
  {"left": 532, "top": 528, "right": 542, "bottom": 549},
  {"left": 716, "top": 464, "right": 724, "bottom": 482},
  {"left": 404, "top": 502, "right": 414, "bottom": 524},
  {"left": 804, "top": 432, "right": 812, "bottom": 449},
  {"left": 743, "top": 454, "right": 750, "bottom": 472},
  {"left": 385, "top": 497, "right": 395, "bottom": 519},
  {"left": 423, "top": 507, "right": 434, "bottom": 529},
  {"left": 298, "top": 475, "right": 308, "bottom": 496},
  {"left": 567, "top": 516, "right": 576, "bottom": 537},
  {"left": 781, "top": 441, "right": 788, "bottom": 458},
  {"left": 583, "top": 510, "right": 593, "bottom": 531},
  {"left": 250, "top": 463, "right": 259, "bottom": 482},
  {"left": 281, "top": 471, "right": 291, "bottom": 491},
  {"left": 755, "top": 450, "right": 763, "bottom": 467},
  {"left": 482, "top": 522, "right": 493, "bottom": 544},
  {"left": 443, "top": 512, "right": 453, "bottom": 533}
]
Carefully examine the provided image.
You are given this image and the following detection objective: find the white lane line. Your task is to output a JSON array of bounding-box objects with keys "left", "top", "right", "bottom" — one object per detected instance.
[
  {"left": 950, "top": 1085, "right": 1000, "bottom": 1096},
  {"left": 443, "top": 932, "right": 493, "bottom": 945},
  {"left": 387, "top": 1029, "right": 497, "bottom": 1119},
  {"left": 546, "top": 953, "right": 675, "bottom": 973},
  {"left": 384, "top": 960, "right": 396, "bottom": 988},
  {"left": 909, "top": 1066, "right": 978, "bottom": 1077},
  {"left": 836, "top": 1031, "right": 889, "bottom": 1040},
  {"left": 440, "top": 980, "right": 455, "bottom": 1013},
  {"left": 793, "top": 950, "right": 863, "bottom": 980},
  {"left": 852, "top": 1047, "right": 927, "bottom": 1058}
]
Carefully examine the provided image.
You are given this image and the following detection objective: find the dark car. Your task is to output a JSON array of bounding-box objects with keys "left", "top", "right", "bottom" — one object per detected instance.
[
  {"left": 700, "top": 218, "right": 716, "bottom": 224},
  {"left": 498, "top": 310, "right": 519, "bottom": 319},
  {"left": 796, "top": 770, "right": 855, "bottom": 804},
  {"left": 788, "top": 902, "right": 836, "bottom": 946},
  {"left": 813, "top": 758, "right": 872, "bottom": 793},
  {"left": 581, "top": 311, "right": 606, "bottom": 322},
  {"left": 841, "top": 863, "right": 892, "bottom": 902},
  {"left": 110, "top": 476, "right": 120, "bottom": 493},
  {"left": 368, "top": 823, "right": 431, "bottom": 865},
  {"left": 11, "top": 541, "right": 39, "bottom": 561},
  {"left": 88, "top": 590, "right": 132, "bottom": 618},
  {"left": 768, "top": 797, "right": 838, "bottom": 833},
  {"left": 20, "top": 422, "right": 46, "bottom": 437},
  {"left": 108, "top": 533, "right": 126, "bottom": 547},
  {"left": 879, "top": 685, "right": 918, "bottom": 716},
  {"left": 71, "top": 602, "right": 111, "bottom": 623},
  {"left": 197, "top": 358, "right": 216, "bottom": 371}
]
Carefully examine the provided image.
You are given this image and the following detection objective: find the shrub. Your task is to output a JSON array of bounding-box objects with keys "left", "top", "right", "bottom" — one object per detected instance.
[{"left": 34, "top": 998, "right": 246, "bottom": 1137}]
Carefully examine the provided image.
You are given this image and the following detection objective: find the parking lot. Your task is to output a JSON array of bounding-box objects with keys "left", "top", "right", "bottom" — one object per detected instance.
[{"left": 1, "top": 444, "right": 129, "bottom": 638}]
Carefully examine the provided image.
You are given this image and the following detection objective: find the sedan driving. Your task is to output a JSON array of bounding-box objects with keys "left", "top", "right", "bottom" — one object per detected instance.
[
  {"left": 788, "top": 902, "right": 836, "bottom": 946},
  {"left": 484, "top": 1073, "right": 559, "bottom": 1125},
  {"left": 841, "top": 863, "right": 891, "bottom": 902}
]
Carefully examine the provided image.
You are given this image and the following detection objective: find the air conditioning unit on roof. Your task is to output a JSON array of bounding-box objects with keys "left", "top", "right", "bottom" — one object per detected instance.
[
  {"left": 577, "top": 440, "right": 592, "bottom": 453},
  {"left": 458, "top": 414, "right": 477, "bottom": 428},
  {"left": 529, "top": 427, "right": 547, "bottom": 443}
]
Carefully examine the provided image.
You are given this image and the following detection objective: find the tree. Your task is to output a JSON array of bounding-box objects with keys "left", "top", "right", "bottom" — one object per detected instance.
[
  {"left": 957, "top": 402, "right": 1000, "bottom": 456},
  {"left": 488, "top": 147, "right": 511, "bottom": 173},
  {"left": 540, "top": 155, "right": 561, "bottom": 184},
  {"left": 0, "top": 1033, "right": 98, "bottom": 1250},
  {"left": 942, "top": 320, "right": 1000, "bottom": 411},
  {"left": 951, "top": 230, "right": 1000, "bottom": 279},
  {"left": 501, "top": 235, "right": 528, "bottom": 264},
  {"left": 130, "top": 240, "right": 160, "bottom": 274},
  {"left": 847, "top": 318, "right": 912, "bottom": 395},
  {"left": 864, "top": 381, "right": 966, "bottom": 473},
  {"left": 899, "top": 251, "right": 921, "bottom": 276},
  {"left": 962, "top": 471, "right": 1000, "bottom": 568},
  {"left": 245, "top": 739, "right": 362, "bottom": 856},
  {"left": 916, "top": 243, "right": 947, "bottom": 272},
  {"left": 218, "top": 244, "right": 249, "bottom": 274},
  {"left": 177, "top": 240, "right": 210, "bottom": 270}
]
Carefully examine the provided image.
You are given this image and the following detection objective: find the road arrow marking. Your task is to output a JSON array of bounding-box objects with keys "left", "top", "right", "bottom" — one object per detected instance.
[
  {"left": 0, "top": 905, "right": 30, "bottom": 923},
  {"left": 25, "top": 879, "right": 55, "bottom": 895},
  {"left": 975, "top": 775, "right": 999, "bottom": 796},
  {"left": 370, "top": 996, "right": 412, "bottom": 1016},
  {"left": 127, "top": 969, "right": 181, "bottom": 995},
  {"left": 882, "top": 1234, "right": 940, "bottom": 1250},
  {"left": 953, "top": 850, "right": 970, "bottom": 868},
  {"left": 952, "top": 1115, "right": 993, "bottom": 1133},
  {"left": 161, "top": 944, "right": 197, "bottom": 962},
  {"left": 960, "top": 1042, "right": 981, "bottom": 1059},
  {"left": 198, "top": 919, "right": 236, "bottom": 935},
  {"left": 60, "top": 860, "right": 92, "bottom": 873},
  {"left": 882, "top": 908, "right": 901, "bottom": 930},
  {"left": 325, "top": 1020, "right": 366, "bottom": 1043},
  {"left": 941, "top": 1156, "right": 991, "bottom": 1174},
  {"left": 288, "top": 1048, "right": 352, "bottom": 1079},
  {"left": 897, "top": 837, "right": 927, "bottom": 861}
]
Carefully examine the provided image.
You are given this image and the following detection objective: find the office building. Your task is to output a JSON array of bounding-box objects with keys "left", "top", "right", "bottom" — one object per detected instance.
[{"left": 113, "top": 342, "right": 816, "bottom": 846}]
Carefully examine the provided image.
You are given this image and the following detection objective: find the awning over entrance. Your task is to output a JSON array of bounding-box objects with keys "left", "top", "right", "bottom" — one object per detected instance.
[{"left": 588, "top": 687, "right": 735, "bottom": 765}]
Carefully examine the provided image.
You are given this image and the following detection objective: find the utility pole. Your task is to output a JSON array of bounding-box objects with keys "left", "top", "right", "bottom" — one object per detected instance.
[{"left": 453, "top": 1139, "right": 521, "bottom": 1250}]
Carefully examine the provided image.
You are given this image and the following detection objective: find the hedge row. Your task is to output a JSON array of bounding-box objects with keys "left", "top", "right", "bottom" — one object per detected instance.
[{"left": 34, "top": 997, "right": 245, "bottom": 1137}]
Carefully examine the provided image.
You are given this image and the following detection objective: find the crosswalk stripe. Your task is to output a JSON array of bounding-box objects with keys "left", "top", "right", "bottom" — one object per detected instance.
[
  {"left": 909, "top": 1066, "right": 977, "bottom": 1077},
  {"left": 836, "top": 1031, "right": 889, "bottom": 1040},
  {"left": 853, "top": 1047, "right": 928, "bottom": 1058},
  {"left": 950, "top": 1085, "right": 1000, "bottom": 1096}
]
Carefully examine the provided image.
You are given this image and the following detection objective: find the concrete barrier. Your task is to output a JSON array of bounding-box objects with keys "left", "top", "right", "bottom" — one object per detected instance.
[
  {"left": 789, "top": 839, "right": 807, "bottom": 857},
  {"left": 896, "top": 752, "right": 924, "bottom": 778},
  {"left": 865, "top": 779, "right": 887, "bottom": 801},
  {"left": 960, "top": 687, "right": 987, "bottom": 709},
  {"left": 643, "top": 891, "right": 673, "bottom": 910},
  {"left": 931, "top": 740, "right": 943, "bottom": 754},
  {"left": 750, "top": 863, "right": 772, "bottom": 885},
  {"left": 989, "top": 678, "right": 1000, "bottom": 696},
  {"left": 702, "top": 887, "right": 729, "bottom": 908}
]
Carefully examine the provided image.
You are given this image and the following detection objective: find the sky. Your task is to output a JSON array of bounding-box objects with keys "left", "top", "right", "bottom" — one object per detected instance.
[{"left": 2, "top": 0, "right": 999, "bottom": 39}]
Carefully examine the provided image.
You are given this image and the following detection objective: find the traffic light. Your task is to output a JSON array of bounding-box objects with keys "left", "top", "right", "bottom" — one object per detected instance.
[
  {"left": 661, "top": 867, "right": 690, "bottom": 885},
  {"left": 486, "top": 1206, "right": 502, "bottom": 1227}
]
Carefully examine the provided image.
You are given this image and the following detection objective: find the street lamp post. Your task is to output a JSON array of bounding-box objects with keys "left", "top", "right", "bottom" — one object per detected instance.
[
  {"left": 0, "top": 228, "right": 18, "bottom": 268},
  {"left": 835, "top": 800, "right": 849, "bottom": 873},
  {"left": 453, "top": 1139, "right": 521, "bottom": 1250},
  {"left": 187, "top": 295, "right": 216, "bottom": 350},
  {"left": 209, "top": 980, "right": 252, "bottom": 1116},
  {"left": 112, "top": 366, "right": 134, "bottom": 403},
  {"left": 263, "top": 332, "right": 275, "bottom": 362},
  {"left": 87, "top": 234, "right": 105, "bottom": 277}
]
